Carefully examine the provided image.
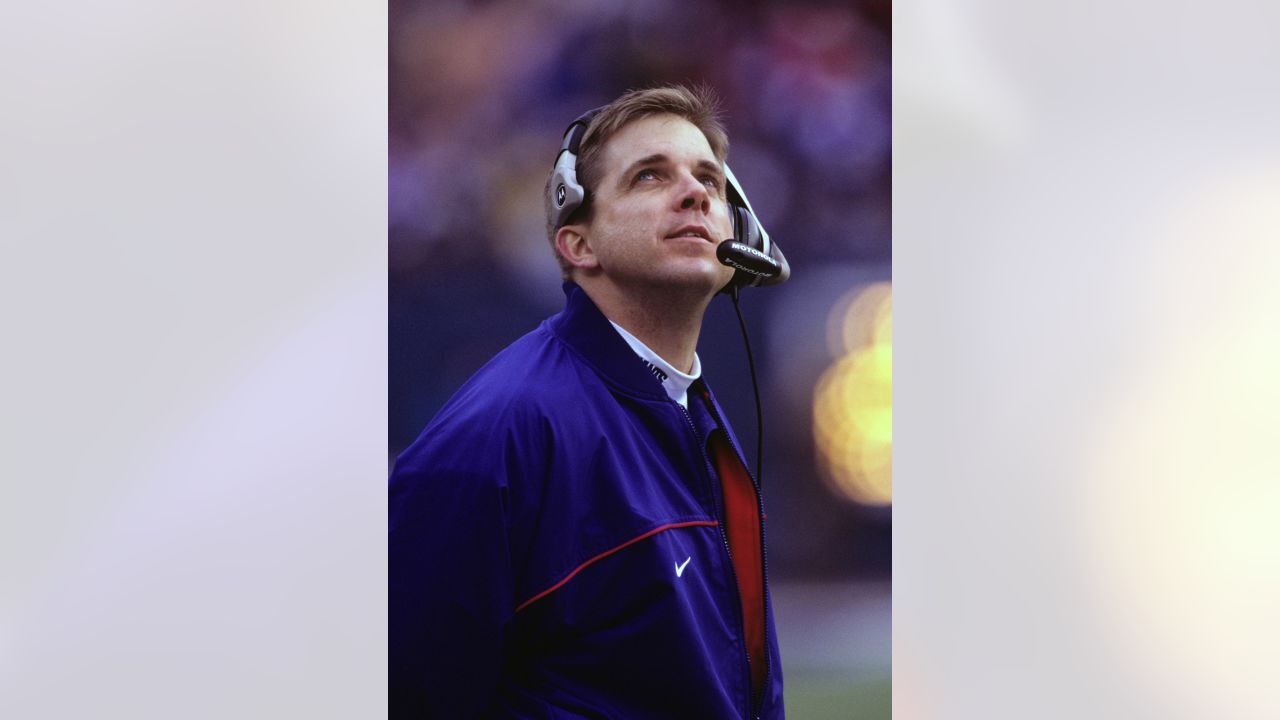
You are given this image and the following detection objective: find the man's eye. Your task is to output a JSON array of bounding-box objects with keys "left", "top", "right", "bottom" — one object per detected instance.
[
  {"left": 702, "top": 177, "right": 721, "bottom": 190},
  {"left": 635, "top": 169, "right": 658, "bottom": 182}
]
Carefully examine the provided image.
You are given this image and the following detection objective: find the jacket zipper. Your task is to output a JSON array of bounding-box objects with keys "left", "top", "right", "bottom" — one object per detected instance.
[{"left": 677, "top": 401, "right": 768, "bottom": 719}]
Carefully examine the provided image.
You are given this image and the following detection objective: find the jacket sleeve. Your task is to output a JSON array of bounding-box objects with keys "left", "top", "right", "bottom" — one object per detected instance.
[{"left": 388, "top": 416, "right": 524, "bottom": 718}]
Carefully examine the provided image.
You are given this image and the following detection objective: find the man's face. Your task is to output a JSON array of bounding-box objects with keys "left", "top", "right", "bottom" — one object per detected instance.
[{"left": 582, "top": 114, "right": 736, "bottom": 295}]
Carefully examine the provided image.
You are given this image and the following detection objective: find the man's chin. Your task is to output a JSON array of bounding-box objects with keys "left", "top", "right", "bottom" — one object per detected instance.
[
  {"left": 604, "top": 259, "right": 734, "bottom": 298},
  {"left": 663, "top": 263, "right": 735, "bottom": 296}
]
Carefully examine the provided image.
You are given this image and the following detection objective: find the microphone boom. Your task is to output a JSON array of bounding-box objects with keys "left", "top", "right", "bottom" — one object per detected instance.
[{"left": 716, "top": 240, "right": 781, "bottom": 279}]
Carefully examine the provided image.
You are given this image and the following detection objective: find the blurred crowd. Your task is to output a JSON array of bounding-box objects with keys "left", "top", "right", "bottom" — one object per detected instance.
[{"left": 389, "top": 0, "right": 891, "bottom": 579}]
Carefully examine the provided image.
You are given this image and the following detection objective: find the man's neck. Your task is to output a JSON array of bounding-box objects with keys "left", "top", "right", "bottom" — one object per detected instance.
[{"left": 577, "top": 279, "right": 712, "bottom": 373}]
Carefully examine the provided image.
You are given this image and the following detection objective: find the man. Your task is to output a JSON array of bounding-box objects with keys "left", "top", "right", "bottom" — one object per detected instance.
[{"left": 389, "top": 85, "right": 784, "bottom": 718}]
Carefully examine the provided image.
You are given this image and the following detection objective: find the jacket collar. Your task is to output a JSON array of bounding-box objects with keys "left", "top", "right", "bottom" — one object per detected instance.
[{"left": 548, "top": 282, "right": 670, "bottom": 401}]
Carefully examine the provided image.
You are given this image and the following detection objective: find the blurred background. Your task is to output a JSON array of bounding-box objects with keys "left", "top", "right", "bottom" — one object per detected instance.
[{"left": 389, "top": 0, "right": 892, "bottom": 715}]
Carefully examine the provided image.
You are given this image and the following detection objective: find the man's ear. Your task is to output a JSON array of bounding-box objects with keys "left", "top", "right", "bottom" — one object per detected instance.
[{"left": 555, "top": 225, "right": 599, "bottom": 271}]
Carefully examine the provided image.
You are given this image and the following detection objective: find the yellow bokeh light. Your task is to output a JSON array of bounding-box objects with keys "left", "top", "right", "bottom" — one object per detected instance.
[
  {"left": 814, "top": 283, "right": 892, "bottom": 505},
  {"left": 825, "top": 281, "right": 893, "bottom": 358}
]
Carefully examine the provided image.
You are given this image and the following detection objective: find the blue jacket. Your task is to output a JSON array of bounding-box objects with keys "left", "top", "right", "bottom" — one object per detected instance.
[{"left": 389, "top": 282, "right": 784, "bottom": 718}]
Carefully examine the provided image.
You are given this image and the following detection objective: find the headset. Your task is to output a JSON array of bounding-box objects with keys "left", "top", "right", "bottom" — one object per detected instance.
[
  {"left": 549, "top": 108, "right": 791, "bottom": 294},
  {"left": 548, "top": 106, "right": 791, "bottom": 487}
]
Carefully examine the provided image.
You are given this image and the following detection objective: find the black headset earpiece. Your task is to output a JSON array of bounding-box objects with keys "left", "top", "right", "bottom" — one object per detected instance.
[{"left": 730, "top": 204, "right": 760, "bottom": 248}]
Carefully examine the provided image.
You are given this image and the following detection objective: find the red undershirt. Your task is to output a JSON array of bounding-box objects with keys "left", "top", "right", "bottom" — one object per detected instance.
[{"left": 697, "top": 387, "right": 767, "bottom": 703}]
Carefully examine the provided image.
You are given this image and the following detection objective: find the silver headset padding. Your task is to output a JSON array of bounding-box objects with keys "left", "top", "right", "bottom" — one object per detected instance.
[
  {"left": 724, "top": 163, "right": 790, "bottom": 287},
  {"left": 550, "top": 110, "right": 600, "bottom": 230}
]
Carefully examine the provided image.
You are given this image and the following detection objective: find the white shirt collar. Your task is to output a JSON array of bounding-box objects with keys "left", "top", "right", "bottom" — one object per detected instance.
[{"left": 609, "top": 321, "right": 700, "bottom": 409}]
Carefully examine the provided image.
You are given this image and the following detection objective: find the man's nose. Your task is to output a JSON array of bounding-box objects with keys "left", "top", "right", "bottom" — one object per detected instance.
[{"left": 677, "top": 172, "right": 711, "bottom": 214}]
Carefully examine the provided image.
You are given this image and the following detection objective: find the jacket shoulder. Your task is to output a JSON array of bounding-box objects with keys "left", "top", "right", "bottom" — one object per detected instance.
[
  {"left": 447, "top": 324, "right": 597, "bottom": 421},
  {"left": 392, "top": 323, "right": 598, "bottom": 476}
]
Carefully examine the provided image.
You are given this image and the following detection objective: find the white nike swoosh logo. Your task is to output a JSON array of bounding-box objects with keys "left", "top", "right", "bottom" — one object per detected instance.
[{"left": 675, "top": 556, "right": 691, "bottom": 577}]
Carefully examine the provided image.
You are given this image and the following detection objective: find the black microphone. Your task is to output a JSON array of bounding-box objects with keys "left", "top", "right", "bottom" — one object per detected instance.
[{"left": 716, "top": 239, "right": 782, "bottom": 280}]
